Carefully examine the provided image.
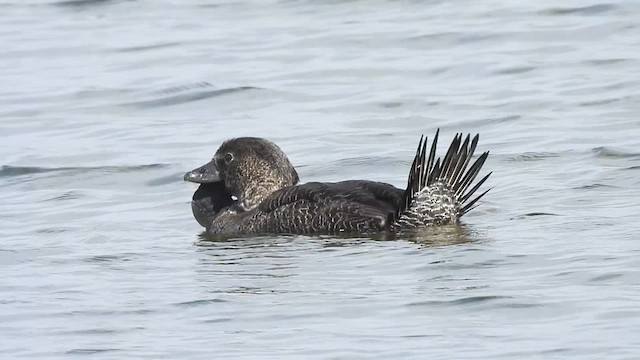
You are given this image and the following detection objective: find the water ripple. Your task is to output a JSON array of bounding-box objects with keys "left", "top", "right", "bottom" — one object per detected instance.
[
  {"left": 124, "top": 85, "right": 259, "bottom": 108},
  {"left": 66, "top": 348, "right": 120, "bottom": 355},
  {"left": 115, "top": 41, "right": 182, "bottom": 53},
  {"left": 174, "top": 299, "right": 227, "bottom": 307},
  {"left": 407, "top": 295, "right": 516, "bottom": 307},
  {"left": 592, "top": 147, "right": 640, "bottom": 159},
  {"left": 541, "top": 4, "right": 618, "bottom": 16},
  {"left": 504, "top": 152, "right": 562, "bottom": 162},
  {"left": 0, "top": 164, "right": 167, "bottom": 178},
  {"left": 53, "top": 0, "right": 117, "bottom": 8}
]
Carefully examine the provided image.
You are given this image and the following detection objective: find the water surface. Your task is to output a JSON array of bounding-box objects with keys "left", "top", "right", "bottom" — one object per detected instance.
[{"left": 2, "top": 0, "right": 640, "bottom": 358}]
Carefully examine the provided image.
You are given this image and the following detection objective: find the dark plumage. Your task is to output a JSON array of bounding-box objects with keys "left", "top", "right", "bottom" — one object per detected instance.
[
  {"left": 190, "top": 181, "right": 235, "bottom": 228},
  {"left": 184, "top": 131, "right": 491, "bottom": 236}
]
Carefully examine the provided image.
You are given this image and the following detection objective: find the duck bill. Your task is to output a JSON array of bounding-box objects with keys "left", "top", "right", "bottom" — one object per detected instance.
[{"left": 184, "top": 160, "right": 221, "bottom": 183}]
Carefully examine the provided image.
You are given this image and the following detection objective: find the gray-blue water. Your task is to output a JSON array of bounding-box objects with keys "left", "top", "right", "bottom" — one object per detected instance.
[{"left": 2, "top": 0, "right": 640, "bottom": 358}]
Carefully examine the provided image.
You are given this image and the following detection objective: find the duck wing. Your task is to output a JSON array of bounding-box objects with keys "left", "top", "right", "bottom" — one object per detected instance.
[
  {"left": 254, "top": 181, "right": 405, "bottom": 234},
  {"left": 259, "top": 181, "right": 403, "bottom": 214}
]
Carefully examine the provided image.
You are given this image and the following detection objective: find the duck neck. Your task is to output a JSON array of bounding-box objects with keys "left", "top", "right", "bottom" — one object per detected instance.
[{"left": 238, "top": 179, "right": 286, "bottom": 210}]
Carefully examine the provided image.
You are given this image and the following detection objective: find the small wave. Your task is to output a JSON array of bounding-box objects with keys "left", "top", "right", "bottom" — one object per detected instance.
[
  {"left": 115, "top": 41, "right": 181, "bottom": 53},
  {"left": 54, "top": 0, "right": 118, "bottom": 8},
  {"left": 592, "top": 147, "right": 640, "bottom": 159},
  {"left": 485, "top": 115, "right": 521, "bottom": 124},
  {"left": 579, "top": 98, "right": 620, "bottom": 107},
  {"left": 153, "top": 82, "right": 216, "bottom": 96},
  {"left": 65, "top": 328, "right": 119, "bottom": 335},
  {"left": 408, "top": 295, "right": 513, "bottom": 307},
  {"left": 453, "top": 115, "right": 521, "bottom": 128},
  {"left": 511, "top": 212, "right": 560, "bottom": 219},
  {"left": 505, "top": 152, "right": 560, "bottom": 162},
  {"left": 174, "top": 299, "right": 227, "bottom": 307},
  {"left": 35, "top": 228, "right": 69, "bottom": 233},
  {"left": 84, "top": 254, "right": 137, "bottom": 263},
  {"left": 41, "top": 191, "right": 83, "bottom": 202},
  {"left": 124, "top": 84, "right": 259, "bottom": 108},
  {"left": 202, "top": 317, "right": 233, "bottom": 323},
  {"left": 456, "top": 33, "right": 507, "bottom": 45},
  {"left": 573, "top": 183, "right": 617, "bottom": 190},
  {"left": 541, "top": 4, "right": 617, "bottom": 16},
  {"left": 66, "top": 348, "right": 120, "bottom": 355},
  {"left": 0, "top": 164, "right": 167, "bottom": 178},
  {"left": 493, "top": 66, "right": 536, "bottom": 75},
  {"left": 379, "top": 101, "right": 403, "bottom": 108},
  {"left": 584, "top": 58, "right": 630, "bottom": 66},
  {"left": 66, "top": 308, "right": 155, "bottom": 317},
  {"left": 590, "top": 273, "right": 623, "bottom": 282}
]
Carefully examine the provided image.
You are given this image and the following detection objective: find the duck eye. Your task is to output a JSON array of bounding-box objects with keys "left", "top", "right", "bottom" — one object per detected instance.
[{"left": 224, "top": 153, "right": 234, "bottom": 163}]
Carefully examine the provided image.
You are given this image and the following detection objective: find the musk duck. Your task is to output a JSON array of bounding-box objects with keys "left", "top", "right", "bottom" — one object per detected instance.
[{"left": 184, "top": 130, "right": 491, "bottom": 236}]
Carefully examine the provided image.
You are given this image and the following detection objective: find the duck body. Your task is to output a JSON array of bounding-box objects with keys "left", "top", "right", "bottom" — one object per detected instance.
[
  {"left": 185, "top": 131, "right": 491, "bottom": 237},
  {"left": 207, "top": 180, "right": 402, "bottom": 235}
]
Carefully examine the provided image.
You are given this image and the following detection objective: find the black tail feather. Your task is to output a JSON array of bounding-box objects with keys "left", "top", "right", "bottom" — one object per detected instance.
[
  {"left": 460, "top": 187, "right": 492, "bottom": 216},
  {"left": 459, "top": 171, "right": 492, "bottom": 205},
  {"left": 427, "top": 158, "right": 441, "bottom": 186},
  {"left": 403, "top": 135, "right": 424, "bottom": 214},
  {"left": 396, "top": 129, "right": 491, "bottom": 221},
  {"left": 418, "top": 135, "right": 428, "bottom": 190},
  {"left": 426, "top": 129, "right": 439, "bottom": 175},
  {"left": 441, "top": 133, "right": 461, "bottom": 180},
  {"left": 455, "top": 151, "right": 489, "bottom": 197},
  {"left": 443, "top": 134, "right": 464, "bottom": 181}
]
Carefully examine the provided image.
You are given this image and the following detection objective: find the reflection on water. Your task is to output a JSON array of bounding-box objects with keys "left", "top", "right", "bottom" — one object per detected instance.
[
  {"left": 196, "top": 224, "right": 477, "bottom": 246},
  {"left": 403, "top": 225, "right": 480, "bottom": 247}
]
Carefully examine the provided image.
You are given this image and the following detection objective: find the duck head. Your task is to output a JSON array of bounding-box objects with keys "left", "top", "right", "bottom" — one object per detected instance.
[{"left": 184, "top": 137, "right": 299, "bottom": 210}]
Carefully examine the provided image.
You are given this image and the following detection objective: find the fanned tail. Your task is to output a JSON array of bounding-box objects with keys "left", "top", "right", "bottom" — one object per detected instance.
[{"left": 395, "top": 129, "right": 491, "bottom": 228}]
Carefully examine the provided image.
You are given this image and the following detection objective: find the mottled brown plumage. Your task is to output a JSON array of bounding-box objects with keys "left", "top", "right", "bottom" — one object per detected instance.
[{"left": 184, "top": 131, "right": 491, "bottom": 236}]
